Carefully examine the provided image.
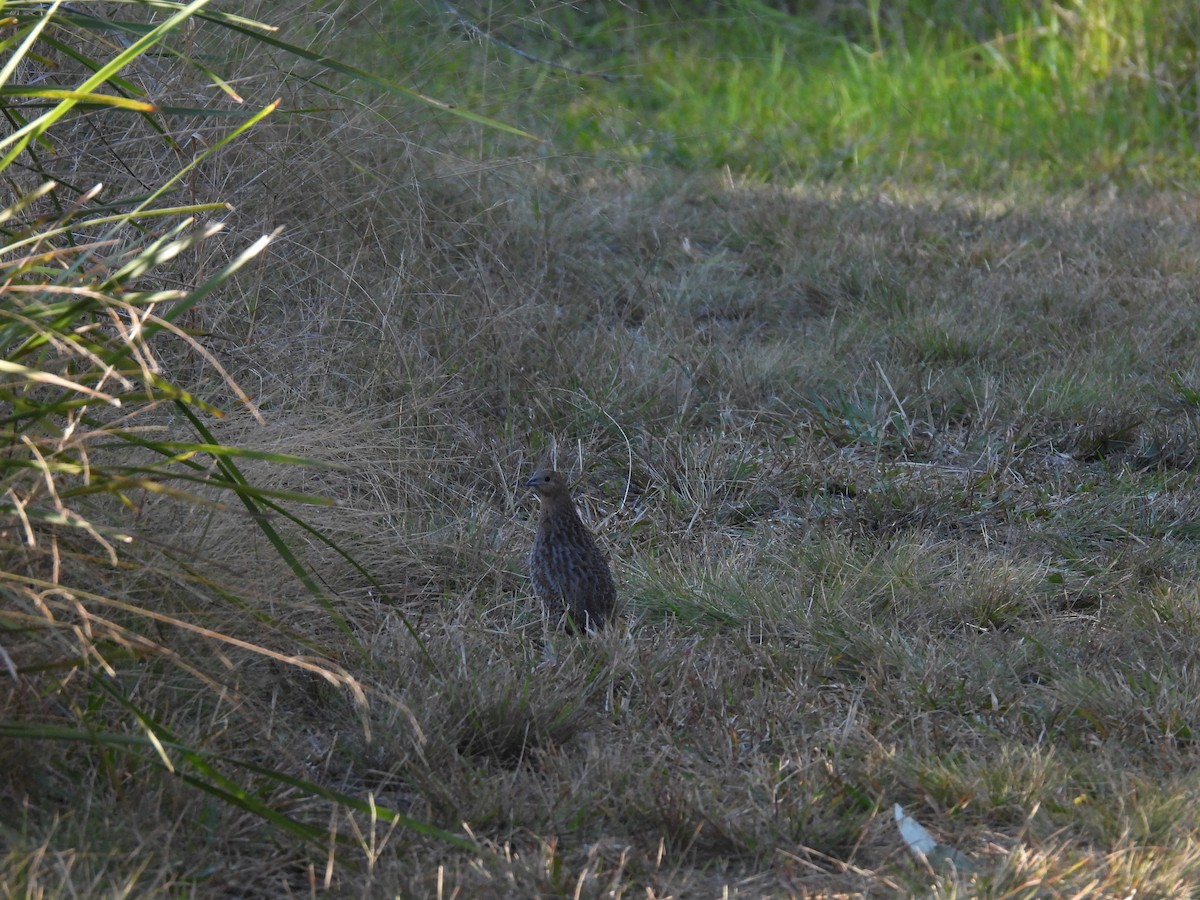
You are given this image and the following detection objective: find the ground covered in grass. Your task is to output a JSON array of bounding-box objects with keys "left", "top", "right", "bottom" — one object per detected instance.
[{"left": 7, "top": 1, "right": 1200, "bottom": 897}]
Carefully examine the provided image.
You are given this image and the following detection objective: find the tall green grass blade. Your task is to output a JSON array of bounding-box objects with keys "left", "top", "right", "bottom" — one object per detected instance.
[
  {"left": 173, "top": 402, "right": 362, "bottom": 648},
  {"left": 193, "top": 13, "right": 543, "bottom": 140},
  {"left": 111, "top": 103, "right": 281, "bottom": 225},
  {"left": 0, "top": 88, "right": 155, "bottom": 112},
  {"left": 234, "top": 489, "right": 441, "bottom": 674}
]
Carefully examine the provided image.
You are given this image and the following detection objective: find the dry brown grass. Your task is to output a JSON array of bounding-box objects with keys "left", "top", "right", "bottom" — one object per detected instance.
[{"left": 8, "top": 4, "right": 1200, "bottom": 897}]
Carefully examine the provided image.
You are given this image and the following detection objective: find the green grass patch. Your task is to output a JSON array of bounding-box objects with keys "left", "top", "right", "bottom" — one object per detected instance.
[{"left": 382, "top": 0, "right": 1200, "bottom": 190}]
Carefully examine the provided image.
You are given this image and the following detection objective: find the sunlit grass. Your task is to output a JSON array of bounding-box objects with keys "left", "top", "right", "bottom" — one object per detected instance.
[{"left": 388, "top": 0, "right": 1200, "bottom": 189}]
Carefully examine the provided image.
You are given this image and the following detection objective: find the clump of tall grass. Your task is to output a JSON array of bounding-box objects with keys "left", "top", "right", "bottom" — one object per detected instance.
[{"left": 0, "top": 2, "right": 484, "bottom": 888}]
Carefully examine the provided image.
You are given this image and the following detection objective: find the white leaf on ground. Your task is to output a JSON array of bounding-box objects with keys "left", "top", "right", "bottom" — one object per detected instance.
[
  {"left": 894, "top": 803, "right": 939, "bottom": 857},
  {"left": 893, "top": 803, "right": 978, "bottom": 874}
]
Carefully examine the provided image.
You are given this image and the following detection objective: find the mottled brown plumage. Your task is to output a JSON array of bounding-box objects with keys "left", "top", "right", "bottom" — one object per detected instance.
[{"left": 526, "top": 469, "right": 616, "bottom": 633}]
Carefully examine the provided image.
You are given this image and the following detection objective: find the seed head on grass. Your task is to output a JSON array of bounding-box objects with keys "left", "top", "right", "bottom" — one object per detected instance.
[{"left": 526, "top": 469, "right": 617, "bottom": 634}]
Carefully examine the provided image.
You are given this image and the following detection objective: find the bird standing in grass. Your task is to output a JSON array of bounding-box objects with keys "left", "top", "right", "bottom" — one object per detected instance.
[{"left": 526, "top": 469, "right": 616, "bottom": 633}]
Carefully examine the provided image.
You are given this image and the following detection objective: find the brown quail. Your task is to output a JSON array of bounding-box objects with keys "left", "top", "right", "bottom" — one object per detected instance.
[{"left": 526, "top": 469, "right": 617, "bottom": 633}]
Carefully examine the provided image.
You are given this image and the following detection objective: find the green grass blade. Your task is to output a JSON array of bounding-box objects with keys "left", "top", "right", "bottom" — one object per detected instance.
[{"left": 173, "top": 401, "right": 361, "bottom": 648}]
